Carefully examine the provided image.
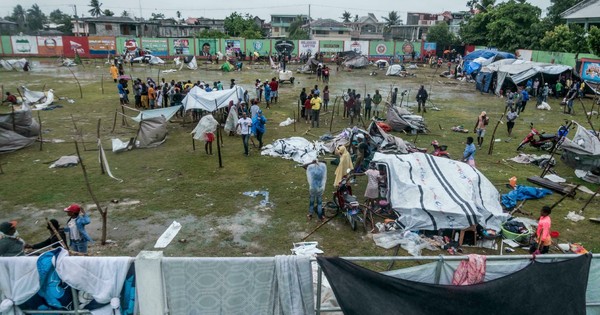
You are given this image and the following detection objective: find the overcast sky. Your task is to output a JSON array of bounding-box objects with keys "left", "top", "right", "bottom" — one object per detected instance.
[{"left": 1, "top": 0, "right": 552, "bottom": 21}]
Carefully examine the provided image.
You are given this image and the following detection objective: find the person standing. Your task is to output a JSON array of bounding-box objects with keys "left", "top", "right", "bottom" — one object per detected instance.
[
  {"left": 264, "top": 81, "right": 272, "bottom": 109},
  {"left": 542, "top": 83, "right": 549, "bottom": 103},
  {"left": 255, "top": 79, "right": 263, "bottom": 102},
  {"left": 237, "top": 112, "right": 253, "bottom": 156},
  {"left": 117, "top": 79, "right": 127, "bottom": 105},
  {"left": 110, "top": 64, "right": 119, "bottom": 83},
  {"left": 364, "top": 94, "right": 372, "bottom": 119},
  {"left": 354, "top": 133, "right": 369, "bottom": 172},
  {"left": 269, "top": 78, "right": 279, "bottom": 103},
  {"left": 323, "top": 85, "right": 330, "bottom": 112},
  {"left": 250, "top": 100, "right": 261, "bottom": 119},
  {"left": 372, "top": 90, "right": 382, "bottom": 118},
  {"left": 303, "top": 160, "right": 327, "bottom": 222},
  {"left": 566, "top": 86, "right": 577, "bottom": 115},
  {"left": 391, "top": 88, "right": 398, "bottom": 106},
  {"left": 311, "top": 92, "right": 322, "bottom": 128},
  {"left": 64, "top": 204, "right": 93, "bottom": 254},
  {"left": 304, "top": 94, "right": 313, "bottom": 124},
  {"left": 555, "top": 81, "right": 563, "bottom": 99},
  {"left": 342, "top": 88, "right": 351, "bottom": 119},
  {"left": 25, "top": 219, "right": 67, "bottom": 251},
  {"left": 299, "top": 88, "right": 307, "bottom": 119},
  {"left": 148, "top": 84, "right": 156, "bottom": 109},
  {"left": 463, "top": 136, "right": 476, "bottom": 168},
  {"left": 204, "top": 131, "right": 214, "bottom": 155},
  {"left": 416, "top": 85, "right": 428, "bottom": 113},
  {"left": 532, "top": 78, "right": 540, "bottom": 97},
  {"left": 530, "top": 206, "right": 552, "bottom": 254},
  {"left": 0, "top": 221, "right": 24, "bottom": 256},
  {"left": 252, "top": 110, "right": 267, "bottom": 149},
  {"left": 519, "top": 88, "right": 529, "bottom": 114},
  {"left": 473, "top": 111, "right": 489, "bottom": 148},
  {"left": 140, "top": 82, "right": 149, "bottom": 109},
  {"left": 506, "top": 107, "right": 518, "bottom": 137}
]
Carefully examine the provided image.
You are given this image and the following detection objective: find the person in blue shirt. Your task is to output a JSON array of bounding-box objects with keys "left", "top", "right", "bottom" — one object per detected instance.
[
  {"left": 519, "top": 88, "right": 529, "bottom": 114},
  {"left": 463, "top": 137, "right": 476, "bottom": 168},
  {"left": 252, "top": 110, "right": 267, "bottom": 149},
  {"left": 264, "top": 81, "right": 272, "bottom": 109},
  {"left": 117, "top": 79, "right": 127, "bottom": 105},
  {"left": 63, "top": 204, "right": 93, "bottom": 254}
]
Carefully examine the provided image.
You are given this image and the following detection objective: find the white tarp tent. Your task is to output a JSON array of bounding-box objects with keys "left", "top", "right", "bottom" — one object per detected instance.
[
  {"left": 182, "top": 86, "right": 246, "bottom": 112},
  {"left": 372, "top": 152, "right": 508, "bottom": 232},
  {"left": 0, "top": 58, "right": 27, "bottom": 71},
  {"left": 481, "top": 59, "right": 572, "bottom": 95},
  {"left": 386, "top": 64, "right": 404, "bottom": 76}
]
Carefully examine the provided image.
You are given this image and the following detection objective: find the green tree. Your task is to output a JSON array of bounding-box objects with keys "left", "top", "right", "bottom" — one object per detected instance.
[
  {"left": 546, "top": 0, "right": 582, "bottom": 27},
  {"left": 7, "top": 5, "right": 27, "bottom": 30},
  {"left": 26, "top": 4, "right": 46, "bottom": 31},
  {"left": 427, "top": 22, "right": 457, "bottom": 49},
  {"left": 340, "top": 11, "right": 351, "bottom": 23},
  {"left": 467, "top": 0, "right": 496, "bottom": 12},
  {"left": 88, "top": 0, "right": 103, "bottom": 17},
  {"left": 459, "top": 11, "right": 492, "bottom": 45},
  {"left": 540, "top": 24, "right": 574, "bottom": 52},
  {"left": 381, "top": 11, "right": 401, "bottom": 30},
  {"left": 48, "top": 9, "right": 73, "bottom": 34},
  {"left": 195, "top": 29, "right": 228, "bottom": 38},
  {"left": 121, "top": 10, "right": 129, "bottom": 17},
  {"left": 485, "top": 0, "right": 543, "bottom": 51},
  {"left": 587, "top": 26, "right": 600, "bottom": 57},
  {"left": 103, "top": 9, "right": 114, "bottom": 17},
  {"left": 287, "top": 15, "right": 309, "bottom": 40},
  {"left": 223, "top": 12, "right": 262, "bottom": 38}
]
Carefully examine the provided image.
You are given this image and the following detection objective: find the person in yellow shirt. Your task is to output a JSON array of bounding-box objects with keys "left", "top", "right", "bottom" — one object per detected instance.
[
  {"left": 148, "top": 84, "right": 156, "bottom": 109},
  {"left": 310, "top": 93, "right": 322, "bottom": 128},
  {"left": 110, "top": 64, "right": 119, "bottom": 83}
]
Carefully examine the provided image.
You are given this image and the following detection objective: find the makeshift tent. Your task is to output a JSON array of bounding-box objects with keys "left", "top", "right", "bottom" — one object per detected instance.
[
  {"left": 386, "top": 105, "right": 427, "bottom": 133},
  {"left": 137, "top": 116, "right": 168, "bottom": 148},
  {"left": 191, "top": 114, "right": 218, "bottom": 141},
  {"left": 298, "top": 57, "right": 320, "bottom": 74},
  {"left": 372, "top": 152, "right": 508, "bottom": 231},
  {"left": 481, "top": 59, "right": 572, "bottom": 95},
  {"left": 131, "top": 105, "right": 182, "bottom": 123},
  {"left": 561, "top": 122, "right": 600, "bottom": 172},
  {"left": 385, "top": 64, "right": 406, "bottom": 76},
  {"left": 21, "top": 86, "right": 46, "bottom": 104},
  {"left": 174, "top": 56, "right": 198, "bottom": 70},
  {"left": 342, "top": 55, "right": 369, "bottom": 69},
  {"left": 32, "top": 89, "right": 55, "bottom": 110},
  {"left": 133, "top": 55, "right": 165, "bottom": 65},
  {"left": 323, "top": 123, "right": 414, "bottom": 155},
  {"left": 463, "top": 50, "right": 516, "bottom": 75},
  {"left": 0, "top": 58, "right": 28, "bottom": 71},
  {"left": 182, "top": 86, "right": 246, "bottom": 112},
  {"left": 0, "top": 103, "right": 39, "bottom": 153}
]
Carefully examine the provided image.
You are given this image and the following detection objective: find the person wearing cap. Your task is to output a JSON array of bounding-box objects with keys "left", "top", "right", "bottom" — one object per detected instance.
[
  {"left": 25, "top": 219, "right": 67, "bottom": 251},
  {"left": 0, "top": 221, "right": 25, "bottom": 256},
  {"left": 64, "top": 204, "right": 93, "bottom": 254}
]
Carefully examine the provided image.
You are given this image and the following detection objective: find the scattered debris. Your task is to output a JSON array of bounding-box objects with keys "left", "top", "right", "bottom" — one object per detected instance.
[
  {"left": 154, "top": 221, "right": 182, "bottom": 248},
  {"left": 49, "top": 155, "right": 79, "bottom": 168},
  {"left": 291, "top": 242, "right": 324, "bottom": 256},
  {"left": 279, "top": 118, "right": 295, "bottom": 127},
  {"left": 565, "top": 211, "right": 585, "bottom": 222},
  {"left": 243, "top": 190, "right": 271, "bottom": 207}
]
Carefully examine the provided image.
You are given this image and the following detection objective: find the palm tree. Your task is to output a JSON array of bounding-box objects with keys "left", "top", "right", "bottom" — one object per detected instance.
[
  {"left": 88, "top": 0, "right": 103, "bottom": 17},
  {"left": 381, "top": 11, "right": 401, "bottom": 28},
  {"left": 9, "top": 5, "right": 27, "bottom": 29},
  {"left": 121, "top": 10, "right": 129, "bottom": 17},
  {"left": 467, "top": 0, "right": 495, "bottom": 12},
  {"left": 176, "top": 11, "right": 182, "bottom": 19},
  {"left": 26, "top": 4, "right": 46, "bottom": 30},
  {"left": 341, "top": 11, "right": 351, "bottom": 23}
]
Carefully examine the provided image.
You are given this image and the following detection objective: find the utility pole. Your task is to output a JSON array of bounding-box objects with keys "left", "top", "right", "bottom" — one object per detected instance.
[{"left": 308, "top": 4, "right": 311, "bottom": 39}]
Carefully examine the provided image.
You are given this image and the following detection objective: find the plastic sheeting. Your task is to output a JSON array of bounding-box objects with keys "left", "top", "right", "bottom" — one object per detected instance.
[
  {"left": 385, "top": 64, "right": 405, "bottom": 76},
  {"left": 182, "top": 86, "right": 246, "bottom": 112},
  {"left": 342, "top": 55, "right": 369, "bottom": 68},
  {"left": 191, "top": 114, "right": 218, "bottom": 141},
  {"left": 561, "top": 122, "right": 600, "bottom": 172},
  {"left": 261, "top": 137, "right": 327, "bottom": 164},
  {"left": 137, "top": 116, "right": 167, "bottom": 148},
  {"left": 0, "top": 103, "right": 40, "bottom": 153},
  {"left": 386, "top": 105, "right": 427, "bottom": 133},
  {"left": 372, "top": 152, "right": 508, "bottom": 231},
  {"left": 464, "top": 50, "right": 516, "bottom": 75},
  {"left": 0, "top": 58, "right": 28, "bottom": 71},
  {"left": 500, "top": 185, "right": 553, "bottom": 209},
  {"left": 130, "top": 105, "right": 182, "bottom": 123},
  {"left": 481, "top": 59, "right": 572, "bottom": 95},
  {"left": 174, "top": 56, "right": 198, "bottom": 70}
]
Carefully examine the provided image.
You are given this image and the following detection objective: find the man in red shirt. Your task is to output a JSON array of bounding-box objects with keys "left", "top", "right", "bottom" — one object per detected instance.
[
  {"left": 2, "top": 92, "right": 18, "bottom": 105},
  {"left": 269, "top": 78, "right": 279, "bottom": 104}
]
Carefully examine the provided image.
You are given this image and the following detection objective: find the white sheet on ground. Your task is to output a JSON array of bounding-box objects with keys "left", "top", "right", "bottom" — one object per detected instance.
[
  {"left": 154, "top": 221, "right": 182, "bottom": 248},
  {"left": 261, "top": 137, "right": 326, "bottom": 164},
  {"left": 372, "top": 152, "right": 508, "bottom": 231},
  {"left": 130, "top": 105, "right": 182, "bottom": 123},
  {"left": 21, "top": 86, "right": 46, "bottom": 104},
  {"left": 33, "top": 90, "right": 55, "bottom": 110},
  {"left": 183, "top": 86, "right": 246, "bottom": 112}
]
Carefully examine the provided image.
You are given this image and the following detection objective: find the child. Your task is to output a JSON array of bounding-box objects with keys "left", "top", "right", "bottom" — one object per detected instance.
[
  {"left": 463, "top": 136, "right": 476, "bottom": 168},
  {"left": 530, "top": 206, "right": 552, "bottom": 254},
  {"left": 205, "top": 131, "right": 214, "bottom": 155}
]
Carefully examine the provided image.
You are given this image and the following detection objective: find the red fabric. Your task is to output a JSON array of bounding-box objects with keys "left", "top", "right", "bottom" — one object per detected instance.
[
  {"left": 304, "top": 99, "right": 312, "bottom": 110},
  {"left": 205, "top": 132, "right": 215, "bottom": 142},
  {"left": 452, "top": 254, "right": 486, "bottom": 285},
  {"left": 269, "top": 81, "right": 278, "bottom": 91},
  {"left": 376, "top": 122, "right": 392, "bottom": 132}
]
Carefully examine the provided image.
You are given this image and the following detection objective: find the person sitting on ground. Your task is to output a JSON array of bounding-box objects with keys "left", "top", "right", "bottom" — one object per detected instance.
[
  {"left": 2, "top": 92, "right": 18, "bottom": 105},
  {"left": 0, "top": 221, "right": 25, "bottom": 256},
  {"left": 25, "top": 219, "right": 67, "bottom": 251}
]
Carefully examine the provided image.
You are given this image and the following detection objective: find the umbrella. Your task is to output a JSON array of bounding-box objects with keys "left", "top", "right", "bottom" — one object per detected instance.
[{"left": 118, "top": 75, "right": 132, "bottom": 80}]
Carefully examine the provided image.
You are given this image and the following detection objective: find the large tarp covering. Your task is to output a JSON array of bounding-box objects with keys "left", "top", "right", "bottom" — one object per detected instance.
[
  {"left": 464, "top": 50, "right": 516, "bottom": 75},
  {"left": 131, "top": 105, "right": 182, "bottom": 123},
  {"left": 342, "top": 55, "right": 369, "bottom": 68},
  {"left": 317, "top": 254, "right": 591, "bottom": 315},
  {"left": 372, "top": 152, "right": 508, "bottom": 231},
  {"left": 482, "top": 59, "right": 572, "bottom": 94},
  {"left": 182, "top": 86, "right": 246, "bottom": 112},
  {"left": 137, "top": 116, "right": 167, "bottom": 148},
  {"left": 386, "top": 106, "right": 427, "bottom": 133},
  {"left": 0, "top": 58, "right": 27, "bottom": 71},
  {"left": 561, "top": 122, "right": 600, "bottom": 172},
  {"left": 385, "top": 64, "right": 404, "bottom": 76},
  {"left": 0, "top": 103, "right": 40, "bottom": 153}
]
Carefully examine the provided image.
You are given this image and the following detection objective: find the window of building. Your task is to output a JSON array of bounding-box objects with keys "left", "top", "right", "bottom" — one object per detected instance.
[
  {"left": 105, "top": 24, "right": 113, "bottom": 30},
  {"left": 338, "top": 31, "right": 344, "bottom": 34},
  {"left": 273, "top": 27, "right": 279, "bottom": 32},
  {"left": 315, "top": 30, "right": 327, "bottom": 35}
]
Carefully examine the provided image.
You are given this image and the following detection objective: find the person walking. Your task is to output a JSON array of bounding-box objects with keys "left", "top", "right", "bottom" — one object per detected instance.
[
  {"left": 269, "top": 78, "right": 279, "bottom": 103},
  {"left": 237, "top": 112, "right": 253, "bottom": 156},
  {"left": 303, "top": 160, "right": 327, "bottom": 222},
  {"left": 299, "top": 88, "right": 307, "bottom": 119},
  {"left": 311, "top": 92, "right": 322, "bottom": 128},
  {"left": 473, "top": 111, "right": 489, "bottom": 148},
  {"left": 252, "top": 110, "right": 267, "bottom": 149},
  {"left": 519, "top": 88, "right": 529, "bottom": 114},
  {"left": 463, "top": 136, "right": 476, "bottom": 168},
  {"left": 323, "top": 85, "right": 330, "bottom": 112},
  {"left": 364, "top": 94, "right": 372, "bottom": 119},
  {"left": 63, "top": 204, "right": 93, "bottom": 254},
  {"left": 372, "top": 90, "right": 382, "bottom": 118},
  {"left": 416, "top": 85, "right": 428, "bottom": 113},
  {"left": 110, "top": 64, "right": 119, "bottom": 83},
  {"left": 506, "top": 107, "right": 517, "bottom": 137}
]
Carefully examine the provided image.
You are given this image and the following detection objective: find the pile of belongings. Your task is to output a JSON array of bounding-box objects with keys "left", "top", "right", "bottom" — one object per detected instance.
[
  {"left": 509, "top": 153, "right": 555, "bottom": 168},
  {"left": 501, "top": 185, "right": 553, "bottom": 209},
  {"left": 451, "top": 125, "right": 469, "bottom": 133},
  {"left": 323, "top": 123, "right": 415, "bottom": 155},
  {"left": 261, "top": 137, "right": 328, "bottom": 164},
  {"left": 386, "top": 105, "right": 427, "bottom": 133},
  {"left": 174, "top": 56, "right": 198, "bottom": 70},
  {"left": 20, "top": 86, "right": 56, "bottom": 110},
  {"left": 297, "top": 57, "right": 320, "bottom": 74},
  {"left": 0, "top": 103, "right": 39, "bottom": 152},
  {"left": 0, "top": 58, "right": 28, "bottom": 71},
  {"left": 503, "top": 220, "right": 529, "bottom": 235}
]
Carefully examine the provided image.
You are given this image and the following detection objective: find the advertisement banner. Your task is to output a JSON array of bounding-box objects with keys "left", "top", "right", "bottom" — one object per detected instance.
[
  {"left": 343, "top": 40, "right": 369, "bottom": 55},
  {"left": 62, "top": 36, "right": 89, "bottom": 57},
  {"left": 197, "top": 39, "right": 218, "bottom": 56},
  {"left": 116, "top": 37, "right": 140, "bottom": 55},
  {"left": 220, "top": 39, "right": 246, "bottom": 55},
  {"left": 369, "top": 41, "right": 394, "bottom": 58},
  {"left": 36, "top": 36, "right": 63, "bottom": 56},
  {"left": 580, "top": 58, "right": 600, "bottom": 83},
  {"left": 11, "top": 35, "right": 38, "bottom": 54},
  {"left": 394, "top": 41, "right": 421, "bottom": 61},
  {"left": 88, "top": 36, "right": 116, "bottom": 55},
  {"left": 1, "top": 36, "right": 12, "bottom": 54},
  {"left": 273, "top": 40, "right": 297, "bottom": 56},
  {"left": 299, "top": 40, "right": 319, "bottom": 56},
  {"left": 247, "top": 39, "right": 271, "bottom": 56},
  {"left": 516, "top": 49, "right": 533, "bottom": 61},
  {"left": 141, "top": 38, "right": 168, "bottom": 56},
  {"left": 423, "top": 42, "right": 436, "bottom": 56},
  {"left": 319, "top": 40, "right": 344, "bottom": 53},
  {"left": 168, "top": 38, "right": 195, "bottom": 56}
]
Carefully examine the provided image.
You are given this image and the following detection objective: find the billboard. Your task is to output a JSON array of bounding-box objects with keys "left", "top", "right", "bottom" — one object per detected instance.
[
  {"left": 369, "top": 41, "right": 394, "bottom": 58},
  {"left": 62, "top": 36, "right": 89, "bottom": 57},
  {"left": 116, "top": 37, "right": 141, "bottom": 55},
  {"left": 394, "top": 41, "right": 421, "bottom": 60},
  {"left": 88, "top": 36, "right": 116, "bottom": 55},
  {"left": 344, "top": 40, "right": 369, "bottom": 55},
  {"left": 319, "top": 40, "right": 343, "bottom": 53},
  {"left": 299, "top": 40, "right": 319, "bottom": 56},
  {"left": 141, "top": 38, "right": 168, "bottom": 56},
  {"left": 247, "top": 39, "right": 271, "bottom": 56},
  {"left": 168, "top": 38, "right": 195, "bottom": 56},
  {"left": 197, "top": 39, "right": 218, "bottom": 56},
  {"left": 580, "top": 58, "right": 600, "bottom": 83},
  {"left": 423, "top": 42, "right": 436, "bottom": 56},
  {"left": 36, "top": 36, "right": 63, "bottom": 56},
  {"left": 11, "top": 35, "right": 38, "bottom": 54},
  {"left": 1, "top": 36, "right": 13, "bottom": 54},
  {"left": 273, "top": 40, "right": 297, "bottom": 56}
]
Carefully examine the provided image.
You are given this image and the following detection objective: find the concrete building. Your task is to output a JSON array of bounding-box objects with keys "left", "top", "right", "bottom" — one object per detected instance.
[
  {"left": 0, "top": 19, "right": 18, "bottom": 35},
  {"left": 270, "top": 14, "right": 308, "bottom": 38},
  {"left": 562, "top": 0, "right": 600, "bottom": 31},
  {"left": 303, "top": 18, "right": 352, "bottom": 41},
  {"left": 184, "top": 17, "right": 225, "bottom": 33},
  {"left": 388, "top": 11, "right": 463, "bottom": 41},
  {"left": 71, "top": 16, "right": 142, "bottom": 37},
  {"left": 346, "top": 13, "right": 385, "bottom": 40}
]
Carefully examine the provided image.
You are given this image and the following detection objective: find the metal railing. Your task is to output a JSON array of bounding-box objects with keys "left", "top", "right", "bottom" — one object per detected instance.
[
  {"left": 312, "top": 254, "right": 600, "bottom": 314},
  {"left": 21, "top": 287, "right": 92, "bottom": 314}
]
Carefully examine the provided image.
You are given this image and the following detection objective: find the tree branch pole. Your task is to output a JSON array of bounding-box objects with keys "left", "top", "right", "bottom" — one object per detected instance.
[
  {"left": 293, "top": 110, "right": 297, "bottom": 132},
  {"left": 216, "top": 124, "right": 223, "bottom": 168},
  {"left": 579, "top": 98, "right": 598, "bottom": 139},
  {"left": 101, "top": 74, "right": 104, "bottom": 94},
  {"left": 97, "top": 118, "right": 105, "bottom": 174},
  {"left": 74, "top": 141, "right": 107, "bottom": 245},
  {"left": 330, "top": 97, "right": 337, "bottom": 133},
  {"left": 38, "top": 111, "right": 43, "bottom": 151},
  {"left": 11, "top": 104, "right": 16, "bottom": 131},
  {"left": 67, "top": 67, "right": 83, "bottom": 99},
  {"left": 488, "top": 113, "right": 505, "bottom": 155}
]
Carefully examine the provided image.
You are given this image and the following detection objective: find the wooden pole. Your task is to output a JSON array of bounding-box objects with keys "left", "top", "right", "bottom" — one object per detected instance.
[
  {"left": 111, "top": 110, "right": 118, "bottom": 133},
  {"left": 329, "top": 97, "right": 336, "bottom": 133},
  {"left": 192, "top": 134, "right": 196, "bottom": 151},
  {"left": 579, "top": 98, "right": 598, "bottom": 139},
  {"left": 67, "top": 67, "right": 83, "bottom": 99},
  {"left": 101, "top": 74, "right": 104, "bottom": 94},
  {"left": 216, "top": 124, "right": 223, "bottom": 168},
  {"left": 11, "top": 105, "right": 16, "bottom": 131},
  {"left": 37, "top": 111, "right": 43, "bottom": 151},
  {"left": 97, "top": 119, "right": 105, "bottom": 174},
  {"left": 580, "top": 186, "right": 599, "bottom": 213},
  {"left": 293, "top": 110, "right": 297, "bottom": 132},
  {"left": 488, "top": 113, "right": 505, "bottom": 155}
]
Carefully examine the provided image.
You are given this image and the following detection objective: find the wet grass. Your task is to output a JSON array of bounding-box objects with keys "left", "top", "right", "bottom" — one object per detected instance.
[{"left": 1, "top": 59, "right": 599, "bottom": 260}]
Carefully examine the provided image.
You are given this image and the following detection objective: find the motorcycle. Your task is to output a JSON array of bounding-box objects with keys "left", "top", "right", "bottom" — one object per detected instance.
[
  {"left": 431, "top": 140, "right": 451, "bottom": 158},
  {"left": 516, "top": 123, "right": 569, "bottom": 151},
  {"left": 332, "top": 171, "right": 365, "bottom": 231}
]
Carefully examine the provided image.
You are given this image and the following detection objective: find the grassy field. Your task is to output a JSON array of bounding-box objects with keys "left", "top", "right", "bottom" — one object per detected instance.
[{"left": 1, "top": 58, "right": 598, "bottom": 260}]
